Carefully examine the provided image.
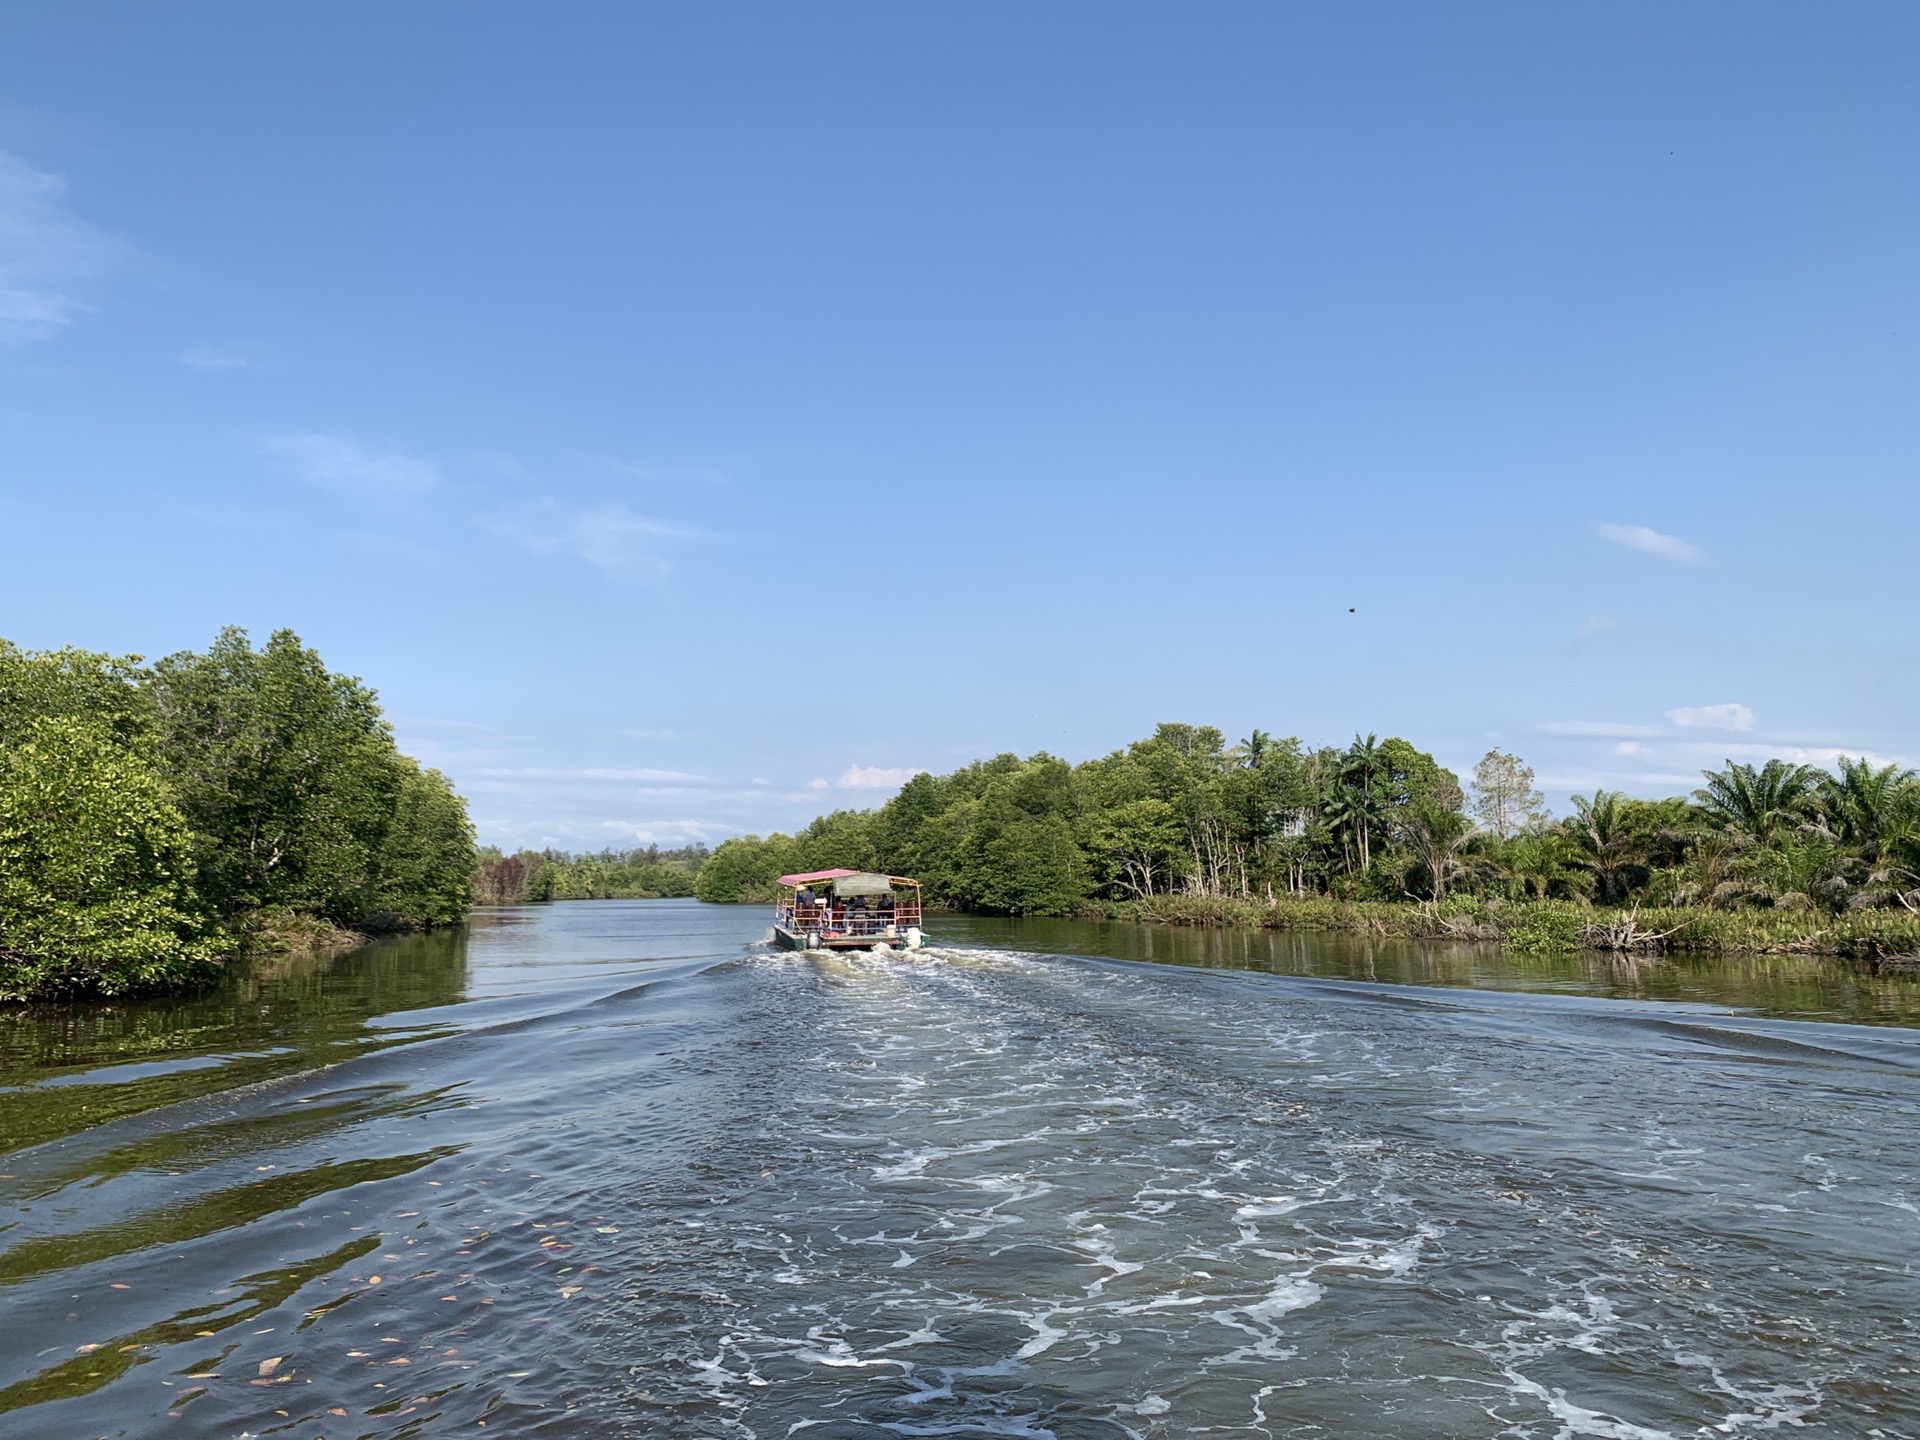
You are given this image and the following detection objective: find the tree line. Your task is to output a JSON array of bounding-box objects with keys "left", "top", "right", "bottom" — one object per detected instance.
[
  {"left": 472, "top": 843, "right": 709, "bottom": 903},
  {"left": 691, "top": 724, "right": 1920, "bottom": 928},
  {"left": 0, "top": 629, "right": 476, "bottom": 1001}
]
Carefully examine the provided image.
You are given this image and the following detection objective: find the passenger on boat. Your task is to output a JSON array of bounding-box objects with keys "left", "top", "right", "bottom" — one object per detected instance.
[{"left": 878, "top": 894, "right": 896, "bottom": 924}]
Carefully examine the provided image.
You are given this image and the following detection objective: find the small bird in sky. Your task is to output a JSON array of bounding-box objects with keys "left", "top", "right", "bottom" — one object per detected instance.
[{"left": 1348, "top": 607, "right": 1356, "bottom": 613}]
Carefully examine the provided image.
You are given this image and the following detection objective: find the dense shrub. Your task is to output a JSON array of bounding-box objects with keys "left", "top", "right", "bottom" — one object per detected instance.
[{"left": 0, "top": 630, "right": 475, "bottom": 1001}]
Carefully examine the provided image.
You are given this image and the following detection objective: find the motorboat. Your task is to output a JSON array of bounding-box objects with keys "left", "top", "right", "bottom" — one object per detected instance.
[{"left": 774, "top": 869, "right": 925, "bottom": 952}]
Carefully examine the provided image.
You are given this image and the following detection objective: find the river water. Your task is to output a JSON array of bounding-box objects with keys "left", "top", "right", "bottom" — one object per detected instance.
[{"left": 3, "top": 901, "right": 1918, "bottom": 1439}]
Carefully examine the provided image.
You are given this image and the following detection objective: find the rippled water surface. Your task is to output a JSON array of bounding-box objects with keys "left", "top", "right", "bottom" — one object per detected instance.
[{"left": 3, "top": 902, "right": 1919, "bottom": 1438}]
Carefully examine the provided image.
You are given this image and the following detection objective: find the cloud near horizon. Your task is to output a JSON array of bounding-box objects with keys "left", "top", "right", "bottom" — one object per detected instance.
[
  {"left": 839, "top": 764, "right": 926, "bottom": 790},
  {"left": 1666, "top": 703, "right": 1756, "bottom": 732},
  {"left": 1598, "top": 523, "right": 1703, "bottom": 563}
]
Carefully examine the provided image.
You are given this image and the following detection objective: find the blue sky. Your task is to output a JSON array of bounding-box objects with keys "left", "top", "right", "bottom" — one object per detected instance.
[{"left": 2, "top": 3, "right": 1915, "bottom": 850}]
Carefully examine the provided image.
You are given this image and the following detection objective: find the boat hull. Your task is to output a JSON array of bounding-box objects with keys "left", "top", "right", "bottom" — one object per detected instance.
[{"left": 773, "top": 924, "right": 922, "bottom": 953}]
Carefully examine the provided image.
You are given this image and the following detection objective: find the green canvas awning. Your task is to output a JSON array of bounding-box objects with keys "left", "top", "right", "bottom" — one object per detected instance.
[{"left": 829, "top": 871, "right": 897, "bottom": 897}]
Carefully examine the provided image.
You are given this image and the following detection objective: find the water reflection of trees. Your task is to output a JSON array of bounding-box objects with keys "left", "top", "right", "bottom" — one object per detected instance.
[
  {"left": 933, "top": 914, "right": 1920, "bottom": 1026},
  {"left": 0, "top": 929, "right": 470, "bottom": 1154}
]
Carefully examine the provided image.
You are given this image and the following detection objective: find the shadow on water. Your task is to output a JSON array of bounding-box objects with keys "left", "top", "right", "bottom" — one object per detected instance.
[{"left": 935, "top": 912, "right": 1920, "bottom": 1026}]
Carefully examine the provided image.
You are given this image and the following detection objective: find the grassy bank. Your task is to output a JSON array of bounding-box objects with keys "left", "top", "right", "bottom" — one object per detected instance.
[{"left": 1093, "top": 894, "right": 1920, "bottom": 968}]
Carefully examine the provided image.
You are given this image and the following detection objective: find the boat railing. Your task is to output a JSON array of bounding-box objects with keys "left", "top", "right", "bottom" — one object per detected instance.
[{"left": 778, "top": 899, "right": 922, "bottom": 936}]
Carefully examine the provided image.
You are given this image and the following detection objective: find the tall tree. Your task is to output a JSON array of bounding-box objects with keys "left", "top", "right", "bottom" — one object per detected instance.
[
  {"left": 1088, "top": 798, "right": 1185, "bottom": 898},
  {"left": 1333, "top": 733, "right": 1388, "bottom": 871},
  {"left": 1470, "top": 749, "right": 1545, "bottom": 840}
]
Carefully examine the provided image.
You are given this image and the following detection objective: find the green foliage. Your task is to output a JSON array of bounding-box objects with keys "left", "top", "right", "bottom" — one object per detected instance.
[
  {"left": 148, "top": 629, "right": 402, "bottom": 924},
  {"left": 0, "top": 648, "right": 226, "bottom": 999},
  {"left": 1500, "top": 905, "right": 1583, "bottom": 954},
  {"left": 477, "top": 844, "right": 708, "bottom": 903},
  {"left": 1103, "top": 892, "right": 1920, "bottom": 962},
  {"left": 693, "top": 835, "right": 801, "bottom": 905},
  {"left": 371, "top": 761, "right": 477, "bottom": 927},
  {"left": 0, "top": 630, "right": 476, "bottom": 1001},
  {"left": 690, "top": 727, "right": 1920, "bottom": 968},
  {"left": 1694, "top": 759, "right": 1819, "bottom": 844},
  {"left": 1088, "top": 797, "right": 1184, "bottom": 898},
  {"left": 692, "top": 726, "right": 1466, "bottom": 916}
]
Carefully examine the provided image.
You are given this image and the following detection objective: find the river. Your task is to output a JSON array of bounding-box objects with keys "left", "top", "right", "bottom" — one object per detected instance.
[{"left": 2, "top": 901, "right": 1917, "bottom": 1438}]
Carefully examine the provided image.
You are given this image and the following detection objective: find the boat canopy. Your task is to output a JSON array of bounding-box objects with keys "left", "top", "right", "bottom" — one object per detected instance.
[
  {"left": 827, "top": 871, "right": 896, "bottom": 897},
  {"left": 777, "top": 868, "right": 921, "bottom": 893}
]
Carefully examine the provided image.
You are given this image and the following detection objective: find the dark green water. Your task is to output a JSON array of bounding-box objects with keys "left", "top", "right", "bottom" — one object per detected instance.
[{"left": 2, "top": 903, "right": 1918, "bottom": 1437}]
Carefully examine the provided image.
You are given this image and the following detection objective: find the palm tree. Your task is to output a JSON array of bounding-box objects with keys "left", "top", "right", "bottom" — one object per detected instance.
[
  {"left": 1665, "top": 828, "right": 1745, "bottom": 908},
  {"left": 1566, "top": 790, "right": 1642, "bottom": 903},
  {"left": 1336, "top": 733, "right": 1386, "bottom": 871},
  {"left": 1499, "top": 826, "right": 1585, "bottom": 901},
  {"left": 1694, "top": 760, "right": 1818, "bottom": 844},
  {"left": 1858, "top": 811, "right": 1920, "bottom": 913},
  {"left": 1236, "top": 729, "right": 1273, "bottom": 769},
  {"left": 1732, "top": 837, "right": 1851, "bottom": 912},
  {"left": 1818, "top": 757, "right": 1916, "bottom": 857}
]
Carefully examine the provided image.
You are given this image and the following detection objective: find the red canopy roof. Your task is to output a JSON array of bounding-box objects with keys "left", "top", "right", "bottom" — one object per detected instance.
[{"left": 777, "top": 869, "right": 920, "bottom": 887}]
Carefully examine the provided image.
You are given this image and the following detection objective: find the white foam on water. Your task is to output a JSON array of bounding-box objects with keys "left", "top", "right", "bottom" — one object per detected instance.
[
  {"left": 589, "top": 937, "right": 1920, "bottom": 1437},
  {"left": 1500, "top": 1369, "right": 1678, "bottom": 1440},
  {"left": 1243, "top": 1274, "right": 1326, "bottom": 1322}
]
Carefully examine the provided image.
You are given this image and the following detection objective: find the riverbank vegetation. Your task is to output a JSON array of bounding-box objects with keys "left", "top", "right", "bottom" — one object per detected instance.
[
  {"left": 0, "top": 630, "right": 475, "bottom": 1001},
  {"left": 472, "top": 844, "right": 707, "bottom": 903},
  {"left": 693, "top": 724, "right": 1920, "bottom": 961}
]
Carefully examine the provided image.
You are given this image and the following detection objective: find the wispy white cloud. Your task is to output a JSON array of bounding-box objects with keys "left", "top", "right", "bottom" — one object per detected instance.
[
  {"left": 807, "top": 777, "right": 829, "bottom": 790},
  {"left": 1539, "top": 720, "right": 1659, "bottom": 738},
  {"left": 597, "top": 819, "right": 733, "bottom": 843},
  {"left": 1574, "top": 615, "right": 1619, "bottom": 642},
  {"left": 1535, "top": 769, "right": 1703, "bottom": 794},
  {"left": 1666, "top": 703, "right": 1755, "bottom": 732},
  {"left": 1597, "top": 522, "right": 1702, "bottom": 563},
  {"left": 498, "top": 499, "right": 696, "bottom": 573},
  {"left": 474, "top": 815, "right": 731, "bottom": 848},
  {"left": 259, "top": 431, "right": 440, "bottom": 493},
  {"left": 838, "top": 764, "right": 926, "bottom": 790},
  {"left": 0, "top": 149, "right": 123, "bottom": 345},
  {"left": 587, "top": 455, "right": 730, "bottom": 487},
  {"left": 471, "top": 766, "right": 708, "bottom": 782},
  {"left": 177, "top": 347, "right": 256, "bottom": 370}
]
